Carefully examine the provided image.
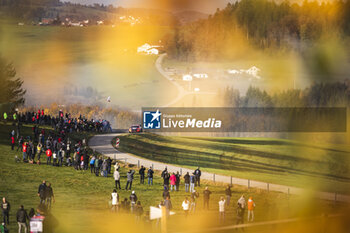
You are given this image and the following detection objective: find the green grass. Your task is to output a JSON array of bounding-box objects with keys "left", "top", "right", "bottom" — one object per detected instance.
[
  {"left": 115, "top": 133, "right": 350, "bottom": 194},
  {"left": 0, "top": 123, "right": 343, "bottom": 233}
]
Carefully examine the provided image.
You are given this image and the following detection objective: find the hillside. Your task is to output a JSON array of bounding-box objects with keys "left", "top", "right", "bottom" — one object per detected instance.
[
  {"left": 115, "top": 133, "right": 350, "bottom": 194},
  {"left": 174, "top": 10, "right": 209, "bottom": 24},
  {"left": 0, "top": 122, "right": 337, "bottom": 233}
]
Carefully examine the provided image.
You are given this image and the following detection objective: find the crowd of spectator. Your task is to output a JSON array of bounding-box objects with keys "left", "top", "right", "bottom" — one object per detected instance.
[{"left": 1, "top": 109, "right": 256, "bottom": 233}]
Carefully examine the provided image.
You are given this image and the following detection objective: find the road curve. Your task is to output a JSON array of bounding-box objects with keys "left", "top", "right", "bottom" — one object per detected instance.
[
  {"left": 89, "top": 133, "right": 350, "bottom": 203},
  {"left": 155, "top": 53, "right": 189, "bottom": 107}
]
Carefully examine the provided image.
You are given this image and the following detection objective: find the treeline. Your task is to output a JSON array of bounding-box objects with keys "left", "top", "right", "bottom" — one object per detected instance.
[
  {"left": 22, "top": 103, "right": 141, "bottom": 129},
  {"left": 219, "top": 81, "right": 350, "bottom": 107},
  {"left": 163, "top": 0, "right": 350, "bottom": 61},
  {"left": 0, "top": 0, "right": 178, "bottom": 25}
]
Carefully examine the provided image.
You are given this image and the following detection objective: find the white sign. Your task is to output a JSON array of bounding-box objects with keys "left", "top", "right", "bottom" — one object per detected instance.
[
  {"left": 149, "top": 206, "right": 175, "bottom": 220},
  {"left": 30, "top": 220, "right": 43, "bottom": 232}
]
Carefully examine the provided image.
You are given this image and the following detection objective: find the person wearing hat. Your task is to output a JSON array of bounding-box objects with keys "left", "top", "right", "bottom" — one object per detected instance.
[
  {"left": 193, "top": 167, "right": 201, "bottom": 187},
  {"left": 0, "top": 222, "right": 9, "bottom": 233},
  {"left": 247, "top": 196, "right": 256, "bottom": 222},
  {"left": 129, "top": 191, "right": 138, "bottom": 213}
]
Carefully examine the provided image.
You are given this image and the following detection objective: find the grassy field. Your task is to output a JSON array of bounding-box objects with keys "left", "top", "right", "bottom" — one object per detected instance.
[
  {"left": 0, "top": 22, "right": 177, "bottom": 109},
  {"left": 0, "top": 122, "right": 344, "bottom": 233},
  {"left": 115, "top": 133, "right": 350, "bottom": 194}
]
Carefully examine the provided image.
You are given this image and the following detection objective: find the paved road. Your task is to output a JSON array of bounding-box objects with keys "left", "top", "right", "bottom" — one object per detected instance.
[
  {"left": 155, "top": 53, "right": 189, "bottom": 107},
  {"left": 89, "top": 133, "right": 350, "bottom": 203}
]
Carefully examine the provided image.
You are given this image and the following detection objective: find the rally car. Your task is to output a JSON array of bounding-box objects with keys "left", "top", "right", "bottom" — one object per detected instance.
[{"left": 129, "top": 125, "right": 143, "bottom": 133}]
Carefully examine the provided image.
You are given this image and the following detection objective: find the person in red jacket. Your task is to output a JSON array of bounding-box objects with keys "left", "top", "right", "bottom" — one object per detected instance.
[
  {"left": 11, "top": 136, "right": 15, "bottom": 150},
  {"left": 22, "top": 142, "right": 27, "bottom": 161},
  {"left": 46, "top": 149, "right": 52, "bottom": 165}
]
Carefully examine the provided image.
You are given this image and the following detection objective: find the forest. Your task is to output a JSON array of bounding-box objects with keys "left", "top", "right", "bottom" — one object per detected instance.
[{"left": 163, "top": 0, "right": 350, "bottom": 61}]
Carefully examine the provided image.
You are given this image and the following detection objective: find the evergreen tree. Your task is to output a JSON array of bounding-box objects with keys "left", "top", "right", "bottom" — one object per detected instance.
[{"left": 0, "top": 57, "right": 26, "bottom": 108}]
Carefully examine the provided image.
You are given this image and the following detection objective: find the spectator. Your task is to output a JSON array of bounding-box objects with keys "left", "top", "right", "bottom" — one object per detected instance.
[
  {"left": 163, "top": 172, "right": 170, "bottom": 191},
  {"left": 135, "top": 201, "right": 143, "bottom": 223},
  {"left": 114, "top": 162, "right": 120, "bottom": 172},
  {"left": 89, "top": 156, "right": 95, "bottom": 174},
  {"left": 164, "top": 196, "right": 172, "bottom": 218},
  {"left": 28, "top": 209, "right": 35, "bottom": 219},
  {"left": 218, "top": 196, "right": 226, "bottom": 223},
  {"left": 16, "top": 205, "right": 29, "bottom": 233},
  {"left": 139, "top": 165, "right": 145, "bottom": 184},
  {"left": 1, "top": 198, "right": 10, "bottom": 225},
  {"left": 175, "top": 172, "right": 181, "bottom": 191},
  {"left": 147, "top": 167, "right": 154, "bottom": 185},
  {"left": 102, "top": 159, "right": 108, "bottom": 177},
  {"left": 111, "top": 189, "right": 119, "bottom": 212},
  {"left": 38, "top": 180, "right": 47, "bottom": 204},
  {"left": 153, "top": 200, "right": 164, "bottom": 228},
  {"left": 237, "top": 195, "right": 246, "bottom": 224},
  {"left": 190, "top": 174, "right": 195, "bottom": 193},
  {"left": 247, "top": 196, "right": 255, "bottom": 222},
  {"left": 98, "top": 158, "right": 103, "bottom": 175},
  {"left": 237, "top": 195, "right": 246, "bottom": 216},
  {"left": 162, "top": 187, "right": 170, "bottom": 200},
  {"left": 106, "top": 157, "right": 112, "bottom": 174},
  {"left": 126, "top": 170, "right": 135, "bottom": 190},
  {"left": 203, "top": 186, "right": 212, "bottom": 210},
  {"left": 0, "top": 223, "right": 8, "bottom": 233},
  {"left": 225, "top": 185, "right": 232, "bottom": 206},
  {"left": 46, "top": 149, "right": 52, "bottom": 165},
  {"left": 66, "top": 156, "right": 72, "bottom": 167},
  {"left": 184, "top": 172, "right": 190, "bottom": 192},
  {"left": 52, "top": 151, "right": 58, "bottom": 166},
  {"left": 11, "top": 135, "right": 15, "bottom": 150},
  {"left": 113, "top": 168, "right": 121, "bottom": 190},
  {"left": 194, "top": 167, "right": 201, "bottom": 187},
  {"left": 22, "top": 142, "right": 28, "bottom": 161},
  {"left": 17, "top": 136, "right": 23, "bottom": 152},
  {"left": 36, "top": 143, "right": 43, "bottom": 162},
  {"left": 46, "top": 183, "right": 55, "bottom": 209},
  {"left": 236, "top": 203, "right": 244, "bottom": 225},
  {"left": 130, "top": 191, "right": 138, "bottom": 213},
  {"left": 190, "top": 190, "right": 199, "bottom": 213},
  {"left": 161, "top": 167, "right": 168, "bottom": 179},
  {"left": 182, "top": 197, "right": 190, "bottom": 218},
  {"left": 94, "top": 157, "right": 100, "bottom": 176},
  {"left": 121, "top": 198, "right": 130, "bottom": 213},
  {"left": 3, "top": 112, "right": 7, "bottom": 122},
  {"left": 169, "top": 173, "right": 176, "bottom": 192}
]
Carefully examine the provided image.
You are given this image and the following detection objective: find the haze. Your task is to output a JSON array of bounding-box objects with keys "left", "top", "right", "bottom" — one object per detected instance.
[{"left": 66, "top": 0, "right": 233, "bottom": 13}]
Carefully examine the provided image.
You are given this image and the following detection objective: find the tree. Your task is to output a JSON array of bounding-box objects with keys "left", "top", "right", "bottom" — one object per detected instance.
[{"left": 0, "top": 57, "right": 26, "bottom": 108}]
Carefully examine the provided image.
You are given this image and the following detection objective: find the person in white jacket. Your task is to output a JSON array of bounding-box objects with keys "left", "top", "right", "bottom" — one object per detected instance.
[
  {"left": 182, "top": 197, "right": 190, "bottom": 217},
  {"left": 111, "top": 189, "right": 119, "bottom": 212},
  {"left": 218, "top": 196, "right": 226, "bottom": 223},
  {"left": 114, "top": 169, "right": 121, "bottom": 190}
]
